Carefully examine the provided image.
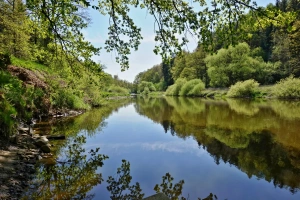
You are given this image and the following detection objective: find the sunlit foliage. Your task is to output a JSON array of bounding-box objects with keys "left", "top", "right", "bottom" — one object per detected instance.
[
  {"left": 272, "top": 76, "right": 300, "bottom": 98},
  {"left": 227, "top": 79, "right": 260, "bottom": 98}
]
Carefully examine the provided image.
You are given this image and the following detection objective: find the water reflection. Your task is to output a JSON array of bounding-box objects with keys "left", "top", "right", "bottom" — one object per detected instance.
[
  {"left": 135, "top": 96, "right": 300, "bottom": 193},
  {"left": 23, "top": 97, "right": 300, "bottom": 199},
  {"left": 23, "top": 136, "right": 108, "bottom": 200},
  {"left": 22, "top": 100, "right": 133, "bottom": 199}
]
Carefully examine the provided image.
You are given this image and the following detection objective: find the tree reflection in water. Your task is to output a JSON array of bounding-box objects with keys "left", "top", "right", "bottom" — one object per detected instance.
[
  {"left": 23, "top": 136, "right": 108, "bottom": 200},
  {"left": 135, "top": 96, "right": 300, "bottom": 194},
  {"left": 107, "top": 160, "right": 217, "bottom": 200},
  {"left": 23, "top": 135, "right": 216, "bottom": 200}
]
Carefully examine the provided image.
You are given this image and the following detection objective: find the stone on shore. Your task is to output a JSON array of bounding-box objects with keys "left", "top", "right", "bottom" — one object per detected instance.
[{"left": 40, "top": 145, "right": 51, "bottom": 153}]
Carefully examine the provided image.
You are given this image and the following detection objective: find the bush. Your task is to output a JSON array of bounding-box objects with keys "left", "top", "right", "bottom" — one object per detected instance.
[
  {"left": 51, "top": 89, "right": 89, "bottom": 110},
  {"left": 179, "top": 79, "right": 204, "bottom": 96},
  {"left": 227, "top": 79, "right": 259, "bottom": 98},
  {"left": 138, "top": 81, "right": 156, "bottom": 93},
  {"left": 142, "top": 86, "right": 150, "bottom": 95},
  {"left": 272, "top": 76, "right": 300, "bottom": 99},
  {"left": 165, "top": 85, "right": 175, "bottom": 96},
  {"left": 0, "top": 53, "right": 11, "bottom": 69},
  {"left": 188, "top": 82, "right": 205, "bottom": 96},
  {"left": 108, "top": 85, "right": 129, "bottom": 94},
  {"left": 172, "top": 78, "right": 187, "bottom": 96},
  {"left": 164, "top": 79, "right": 187, "bottom": 96},
  {"left": 0, "top": 96, "right": 17, "bottom": 137}
]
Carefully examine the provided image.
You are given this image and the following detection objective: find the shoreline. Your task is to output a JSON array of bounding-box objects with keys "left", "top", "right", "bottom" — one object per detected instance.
[{"left": 0, "top": 110, "right": 83, "bottom": 199}]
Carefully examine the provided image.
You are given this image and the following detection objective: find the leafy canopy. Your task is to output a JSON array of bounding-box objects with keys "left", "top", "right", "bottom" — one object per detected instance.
[{"left": 24, "top": 0, "right": 289, "bottom": 70}]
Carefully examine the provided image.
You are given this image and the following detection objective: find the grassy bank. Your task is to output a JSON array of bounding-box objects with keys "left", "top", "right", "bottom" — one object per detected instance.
[{"left": 0, "top": 56, "right": 131, "bottom": 138}]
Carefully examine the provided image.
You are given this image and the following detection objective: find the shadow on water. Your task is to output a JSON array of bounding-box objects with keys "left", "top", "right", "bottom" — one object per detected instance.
[{"left": 22, "top": 96, "right": 300, "bottom": 199}]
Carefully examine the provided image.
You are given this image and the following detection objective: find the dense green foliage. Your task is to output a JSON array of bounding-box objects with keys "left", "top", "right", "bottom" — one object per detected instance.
[
  {"left": 205, "top": 43, "right": 277, "bottom": 87},
  {"left": 227, "top": 79, "right": 260, "bottom": 98},
  {"left": 2, "top": 0, "right": 277, "bottom": 70},
  {"left": 179, "top": 79, "right": 205, "bottom": 96},
  {"left": 272, "top": 76, "right": 300, "bottom": 98},
  {"left": 133, "top": 0, "right": 300, "bottom": 94},
  {"left": 165, "top": 78, "right": 205, "bottom": 97},
  {"left": 165, "top": 78, "right": 186, "bottom": 96},
  {"left": 137, "top": 81, "right": 156, "bottom": 94},
  {"left": 0, "top": 56, "right": 132, "bottom": 138},
  {"left": 134, "top": 65, "right": 164, "bottom": 92},
  {"left": 107, "top": 85, "right": 130, "bottom": 95}
]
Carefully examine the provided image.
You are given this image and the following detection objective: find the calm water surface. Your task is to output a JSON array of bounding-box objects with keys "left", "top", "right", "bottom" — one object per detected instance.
[{"left": 25, "top": 97, "right": 300, "bottom": 199}]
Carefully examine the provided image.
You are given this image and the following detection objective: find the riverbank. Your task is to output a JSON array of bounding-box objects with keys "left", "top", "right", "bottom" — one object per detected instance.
[
  {"left": 0, "top": 108, "right": 85, "bottom": 199},
  {"left": 0, "top": 133, "right": 41, "bottom": 199}
]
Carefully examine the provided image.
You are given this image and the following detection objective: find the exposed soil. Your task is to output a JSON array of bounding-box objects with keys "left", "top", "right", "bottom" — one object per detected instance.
[{"left": 7, "top": 65, "right": 48, "bottom": 90}]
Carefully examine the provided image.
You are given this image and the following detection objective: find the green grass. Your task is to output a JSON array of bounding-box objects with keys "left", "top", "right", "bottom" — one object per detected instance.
[{"left": 10, "top": 56, "right": 53, "bottom": 73}]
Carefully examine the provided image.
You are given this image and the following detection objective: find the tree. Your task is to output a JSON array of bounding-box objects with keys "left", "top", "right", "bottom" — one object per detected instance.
[
  {"left": 138, "top": 81, "right": 156, "bottom": 93},
  {"left": 171, "top": 51, "right": 188, "bottom": 81},
  {"left": 0, "top": 0, "right": 32, "bottom": 58},
  {"left": 288, "top": 20, "right": 300, "bottom": 77},
  {"left": 24, "top": 0, "right": 278, "bottom": 70},
  {"left": 162, "top": 59, "right": 174, "bottom": 89},
  {"left": 205, "top": 43, "right": 273, "bottom": 87},
  {"left": 185, "top": 46, "right": 208, "bottom": 86}
]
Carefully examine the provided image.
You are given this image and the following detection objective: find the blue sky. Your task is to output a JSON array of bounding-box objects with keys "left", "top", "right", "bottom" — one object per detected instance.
[{"left": 84, "top": 0, "right": 275, "bottom": 82}]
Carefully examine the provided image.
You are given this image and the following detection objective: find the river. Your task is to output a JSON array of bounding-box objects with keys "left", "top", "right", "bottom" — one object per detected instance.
[{"left": 23, "top": 97, "right": 300, "bottom": 200}]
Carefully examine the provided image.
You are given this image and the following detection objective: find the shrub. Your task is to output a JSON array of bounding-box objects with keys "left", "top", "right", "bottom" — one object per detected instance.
[
  {"left": 142, "top": 86, "right": 150, "bottom": 95},
  {"left": 165, "top": 85, "right": 175, "bottom": 96},
  {"left": 138, "top": 81, "right": 156, "bottom": 93},
  {"left": 272, "top": 76, "right": 300, "bottom": 99},
  {"left": 188, "top": 82, "right": 205, "bottom": 96},
  {"left": 51, "top": 89, "right": 89, "bottom": 110},
  {"left": 0, "top": 96, "right": 17, "bottom": 137},
  {"left": 0, "top": 53, "right": 11, "bottom": 69},
  {"left": 172, "top": 78, "right": 187, "bottom": 96},
  {"left": 108, "top": 85, "right": 129, "bottom": 94},
  {"left": 227, "top": 79, "right": 259, "bottom": 98},
  {"left": 179, "top": 79, "right": 204, "bottom": 96}
]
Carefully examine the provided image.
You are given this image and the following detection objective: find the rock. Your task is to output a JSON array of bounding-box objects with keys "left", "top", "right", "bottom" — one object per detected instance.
[
  {"left": 40, "top": 145, "right": 51, "bottom": 153},
  {"left": 18, "top": 128, "right": 29, "bottom": 133},
  {"left": 26, "top": 143, "right": 37, "bottom": 149},
  {"left": 68, "top": 110, "right": 77, "bottom": 115},
  {"left": 37, "top": 155, "right": 43, "bottom": 160},
  {"left": 40, "top": 136, "right": 49, "bottom": 143},
  {"left": 9, "top": 135, "right": 17, "bottom": 144},
  {"left": 34, "top": 138, "right": 48, "bottom": 147}
]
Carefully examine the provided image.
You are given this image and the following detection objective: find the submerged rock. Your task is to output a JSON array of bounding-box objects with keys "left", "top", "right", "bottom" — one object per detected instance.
[{"left": 40, "top": 145, "right": 51, "bottom": 153}]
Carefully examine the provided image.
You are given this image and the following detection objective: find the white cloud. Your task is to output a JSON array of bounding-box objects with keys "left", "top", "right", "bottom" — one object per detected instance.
[{"left": 87, "top": 140, "right": 205, "bottom": 157}]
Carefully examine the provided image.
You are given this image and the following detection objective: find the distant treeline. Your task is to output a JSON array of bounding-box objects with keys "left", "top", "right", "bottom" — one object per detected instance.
[{"left": 134, "top": 0, "right": 300, "bottom": 91}]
